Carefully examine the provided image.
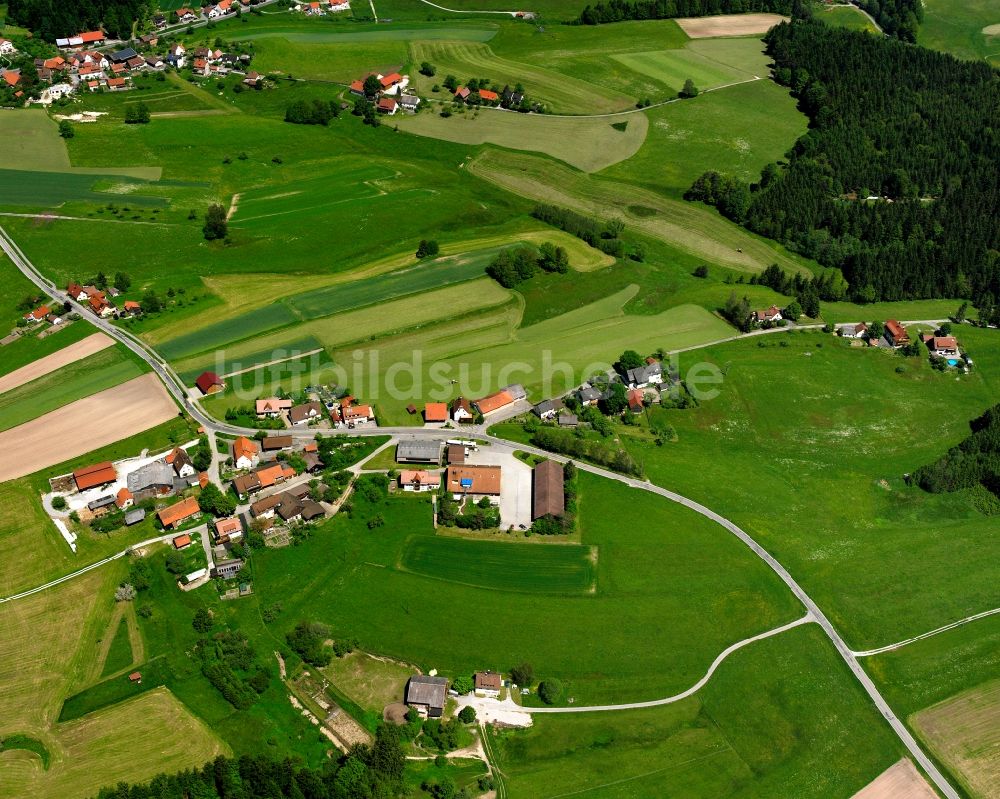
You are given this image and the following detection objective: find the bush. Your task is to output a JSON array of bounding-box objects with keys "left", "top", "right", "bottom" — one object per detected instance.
[
  {"left": 286, "top": 620, "right": 333, "bottom": 666},
  {"left": 51, "top": 495, "right": 67, "bottom": 510},
  {"left": 451, "top": 675, "right": 473, "bottom": 695},
  {"left": 458, "top": 705, "right": 476, "bottom": 723},
  {"left": 538, "top": 678, "right": 562, "bottom": 704},
  {"left": 510, "top": 662, "right": 533, "bottom": 686}
]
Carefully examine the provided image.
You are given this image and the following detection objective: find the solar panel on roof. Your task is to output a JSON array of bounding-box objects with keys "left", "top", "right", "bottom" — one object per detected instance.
[{"left": 461, "top": 478, "right": 473, "bottom": 488}]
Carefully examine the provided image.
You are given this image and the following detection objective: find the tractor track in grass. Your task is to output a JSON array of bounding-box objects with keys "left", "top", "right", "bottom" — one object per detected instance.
[{"left": 0, "top": 223, "right": 965, "bottom": 799}]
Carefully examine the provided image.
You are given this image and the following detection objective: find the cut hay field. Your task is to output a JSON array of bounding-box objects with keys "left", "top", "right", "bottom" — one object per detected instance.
[
  {"left": 0, "top": 332, "right": 114, "bottom": 394},
  {"left": 250, "top": 37, "right": 408, "bottom": 82},
  {"left": 408, "top": 40, "right": 634, "bottom": 114},
  {"left": 0, "top": 346, "right": 148, "bottom": 433},
  {"left": 396, "top": 107, "right": 648, "bottom": 172},
  {"left": 912, "top": 680, "right": 1000, "bottom": 798},
  {"left": 469, "top": 148, "right": 814, "bottom": 275},
  {"left": 236, "top": 23, "right": 499, "bottom": 43},
  {"left": 603, "top": 77, "right": 807, "bottom": 193},
  {"left": 0, "top": 373, "right": 179, "bottom": 482},
  {"left": 399, "top": 535, "right": 596, "bottom": 594},
  {"left": 817, "top": 4, "right": 880, "bottom": 33},
  {"left": 675, "top": 12, "right": 787, "bottom": 38},
  {"left": 611, "top": 37, "right": 767, "bottom": 95},
  {"left": 610, "top": 326, "right": 1000, "bottom": 649},
  {"left": 253, "top": 473, "right": 802, "bottom": 704},
  {"left": 320, "top": 652, "right": 416, "bottom": 713},
  {"left": 919, "top": 0, "right": 1000, "bottom": 66},
  {"left": 492, "top": 625, "right": 904, "bottom": 798}
]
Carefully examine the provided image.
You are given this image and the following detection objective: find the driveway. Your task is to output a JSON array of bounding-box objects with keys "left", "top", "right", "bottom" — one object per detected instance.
[{"left": 464, "top": 447, "right": 532, "bottom": 529}]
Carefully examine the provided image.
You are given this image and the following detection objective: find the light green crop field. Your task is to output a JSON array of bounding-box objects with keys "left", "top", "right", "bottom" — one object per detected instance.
[
  {"left": 469, "top": 148, "right": 815, "bottom": 275},
  {"left": 603, "top": 78, "right": 807, "bottom": 193},
  {"left": 253, "top": 473, "right": 802, "bottom": 704},
  {"left": 493, "top": 625, "right": 904, "bottom": 798},
  {"left": 408, "top": 40, "right": 635, "bottom": 114},
  {"left": 396, "top": 106, "right": 648, "bottom": 172},
  {"left": 98, "top": 618, "right": 135, "bottom": 678},
  {"left": 609, "top": 326, "right": 1000, "bottom": 649},
  {"left": 251, "top": 37, "right": 407, "bottom": 82},
  {"left": 0, "top": 346, "right": 148, "bottom": 432},
  {"left": 399, "top": 535, "right": 596, "bottom": 593},
  {"left": 919, "top": 0, "right": 1000, "bottom": 66},
  {"left": 328, "top": 287, "right": 733, "bottom": 422},
  {"left": 816, "top": 4, "right": 880, "bottom": 33},
  {"left": 237, "top": 23, "right": 499, "bottom": 43}
]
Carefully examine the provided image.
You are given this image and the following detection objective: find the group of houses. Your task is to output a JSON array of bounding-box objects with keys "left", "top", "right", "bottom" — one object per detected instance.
[
  {"left": 839, "top": 319, "right": 970, "bottom": 367},
  {"left": 293, "top": 0, "right": 351, "bottom": 15},
  {"left": 349, "top": 71, "right": 420, "bottom": 116},
  {"left": 66, "top": 281, "right": 141, "bottom": 319},
  {"left": 404, "top": 670, "right": 505, "bottom": 718}
]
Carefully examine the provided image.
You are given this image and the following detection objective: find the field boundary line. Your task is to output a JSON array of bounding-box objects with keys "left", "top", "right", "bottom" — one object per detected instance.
[
  {"left": 853, "top": 606, "right": 1000, "bottom": 657},
  {"left": 220, "top": 347, "right": 323, "bottom": 378}
]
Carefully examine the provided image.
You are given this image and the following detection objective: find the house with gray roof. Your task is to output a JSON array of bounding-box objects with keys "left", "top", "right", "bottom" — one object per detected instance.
[
  {"left": 405, "top": 675, "right": 448, "bottom": 718},
  {"left": 625, "top": 361, "right": 663, "bottom": 388},
  {"left": 127, "top": 461, "right": 174, "bottom": 498},
  {"left": 575, "top": 386, "right": 601, "bottom": 406},
  {"left": 532, "top": 398, "right": 564, "bottom": 420},
  {"left": 396, "top": 439, "right": 442, "bottom": 463}
]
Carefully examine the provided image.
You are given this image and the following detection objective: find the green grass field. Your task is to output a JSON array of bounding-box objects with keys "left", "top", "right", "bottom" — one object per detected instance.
[
  {"left": 603, "top": 78, "right": 807, "bottom": 193},
  {"left": 0, "top": 346, "right": 148, "bottom": 432},
  {"left": 99, "top": 618, "right": 135, "bottom": 678},
  {"left": 493, "top": 625, "right": 905, "bottom": 798},
  {"left": 816, "top": 3, "right": 880, "bottom": 33},
  {"left": 250, "top": 473, "right": 802, "bottom": 704},
  {"left": 399, "top": 535, "right": 596, "bottom": 593},
  {"left": 396, "top": 106, "right": 649, "bottom": 172},
  {"left": 611, "top": 37, "right": 766, "bottom": 94},
  {"left": 919, "top": 0, "right": 1000, "bottom": 66},
  {"left": 605, "top": 325, "right": 1000, "bottom": 649}
]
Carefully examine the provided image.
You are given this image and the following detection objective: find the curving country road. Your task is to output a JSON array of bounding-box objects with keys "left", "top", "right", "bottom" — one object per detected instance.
[{"left": 0, "top": 224, "right": 961, "bottom": 798}]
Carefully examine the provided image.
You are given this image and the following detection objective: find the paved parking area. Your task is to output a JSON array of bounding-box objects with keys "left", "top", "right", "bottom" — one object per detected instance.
[{"left": 464, "top": 447, "right": 533, "bottom": 529}]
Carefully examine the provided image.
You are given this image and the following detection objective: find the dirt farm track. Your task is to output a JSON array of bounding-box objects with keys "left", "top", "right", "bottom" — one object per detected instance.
[
  {"left": 0, "top": 332, "right": 114, "bottom": 394},
  {"left": 0, "top": 372, "right": 178, "bottom": 482},
  {"left": 675, "top": 13, "right": 788, "bottom": 37}
]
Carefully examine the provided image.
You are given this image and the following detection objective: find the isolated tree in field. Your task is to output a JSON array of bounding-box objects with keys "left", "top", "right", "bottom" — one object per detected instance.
[
  {"left": 954, "top": 301, "right": 968, "bottom": 323},
  {"left": 693, "top": 264, "right": 709, "bottom": 278},
  {"left": 538, "top": 678, "right": 562, "bottom": 704},
  {"left": 416, "top": 239, "right": 439, "bottom": 258},
  {"left": 115, "top": 583, "right": 136, "bottom": 602},
  {"left": 192, "top": 607, "right": 213, "bottom": 632},
  {"left": 680, "top": 78, "right": 699, "bottom": 98},
  {"left": 442, "top": 74, "right": 458, "bottom": 91},
  {"left": 510, "top": 662, "right": 534, "bottom": 686},
  {"left": 114, "top": 272, "right": 131, "bottom": 292},
  {"left": 203, "top": 204, "right": 228, "bottom": 241},
  {"left": 95, "top": 271, "right": 109, "bottom": 289},
  {"left": 419, "top": 61, "right": 436, "bottom": 77},
  {"left": 783, "top": 299, "right": 802, "bottom": 320},
  {"left": 363, "top": 74, "right": 381, "bottom": 97},
  {"left": 58, "top": 120, "right": 74, "bottom": 138},
  {"left": 142, "top": 289, "right": 162, "bottom": 313},
  {"left": 124, "top": 102, "right": 150, "bottom": 124}
]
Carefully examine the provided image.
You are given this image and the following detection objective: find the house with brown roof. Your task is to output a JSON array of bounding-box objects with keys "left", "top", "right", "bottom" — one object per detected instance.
[
  {"left": 250, "top": 494, "right": 282, "bottom": 518},
  {"left": 474, "top": 390, "right": 514, "bottom": 416},
  {"left": 289, "top": 401, "right": 323, "bottom": 426},
  {"left": 261, "top": 435, "right": 293, "bottom": 451},
  {"left": 930, "top": 335, "right": 959, "bottom": 357},
  {"left": 532, "top": 460, "right": 564, "bottom": 520},
  {"left": 627, "top": 388, "right": 645, "bottom": 414},
  {"left": 158, "top": 496, "right": 200, "bottom": 529},
  {"left": 123, "top": 300, "right": 142, "bottom": 315},
  {"left": 23, "top": 304, "right": 50, "bottom": 323},
  {"left": 167, "top": 447, "right": 196, "bottom": 478},
  {"left": 474, "top": 671, "right": 502, "bottom": 697},
  {"left": 340, "top": 403, "right": 374, "bottom": 426},
  {"left": 451, "top": 397, "right": 474, "bottom": 423},
  {"left": 454, "top": 86, "right": 471, "bottom": 101},
  {"left": 380, "top": 72, "right": 402, "bottom": 89},
  {"left": 424, "top": 402, "right": 448, "bottom": 423},
  {"left": 173, "top": 533, "right": 192, "bottom": 548},
  {"left": 377, "top": 97, "right": 397, "bottom": 115},
  {"left": 232, "top": 436, "right": 259, "bottom": 470},
  {"left": 884, "top": 320, "right": 909, "bottom": 348},
  {"left": 447, "top": 444, "right": 466, "bottom": 465},
  {"left": 116, "top": 487, "right": 134, "bottom": 509},
  {"left": 753, "top": 305, "right": 782, "bottom": 324},
  {"left": 73, "top": 462, "right": 117, "bottom": 492},
  {"left": 195, "top": 371, "right": 225, "bottom": 395},
  {"left": 232, "top": 463, "right": 295, "bottom": 498},
  {"left": 446, "top": 464, "right": 501, "bottom": 500},
  {"left": 478, "top": 89, "right": 499, "bottom": 104}
]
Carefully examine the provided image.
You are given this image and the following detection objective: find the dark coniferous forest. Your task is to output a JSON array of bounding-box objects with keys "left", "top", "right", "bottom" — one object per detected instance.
[
  {"left": 686, "top": 20, "right": 999, "bottom": 306},
  {"left": 6, "top": 0, "right": 153, "bottom": 41}
]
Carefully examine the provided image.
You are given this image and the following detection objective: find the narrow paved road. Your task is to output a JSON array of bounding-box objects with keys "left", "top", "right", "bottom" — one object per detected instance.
[{"left": 0, "top": 224, "right": 962, "bottom": 798}]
